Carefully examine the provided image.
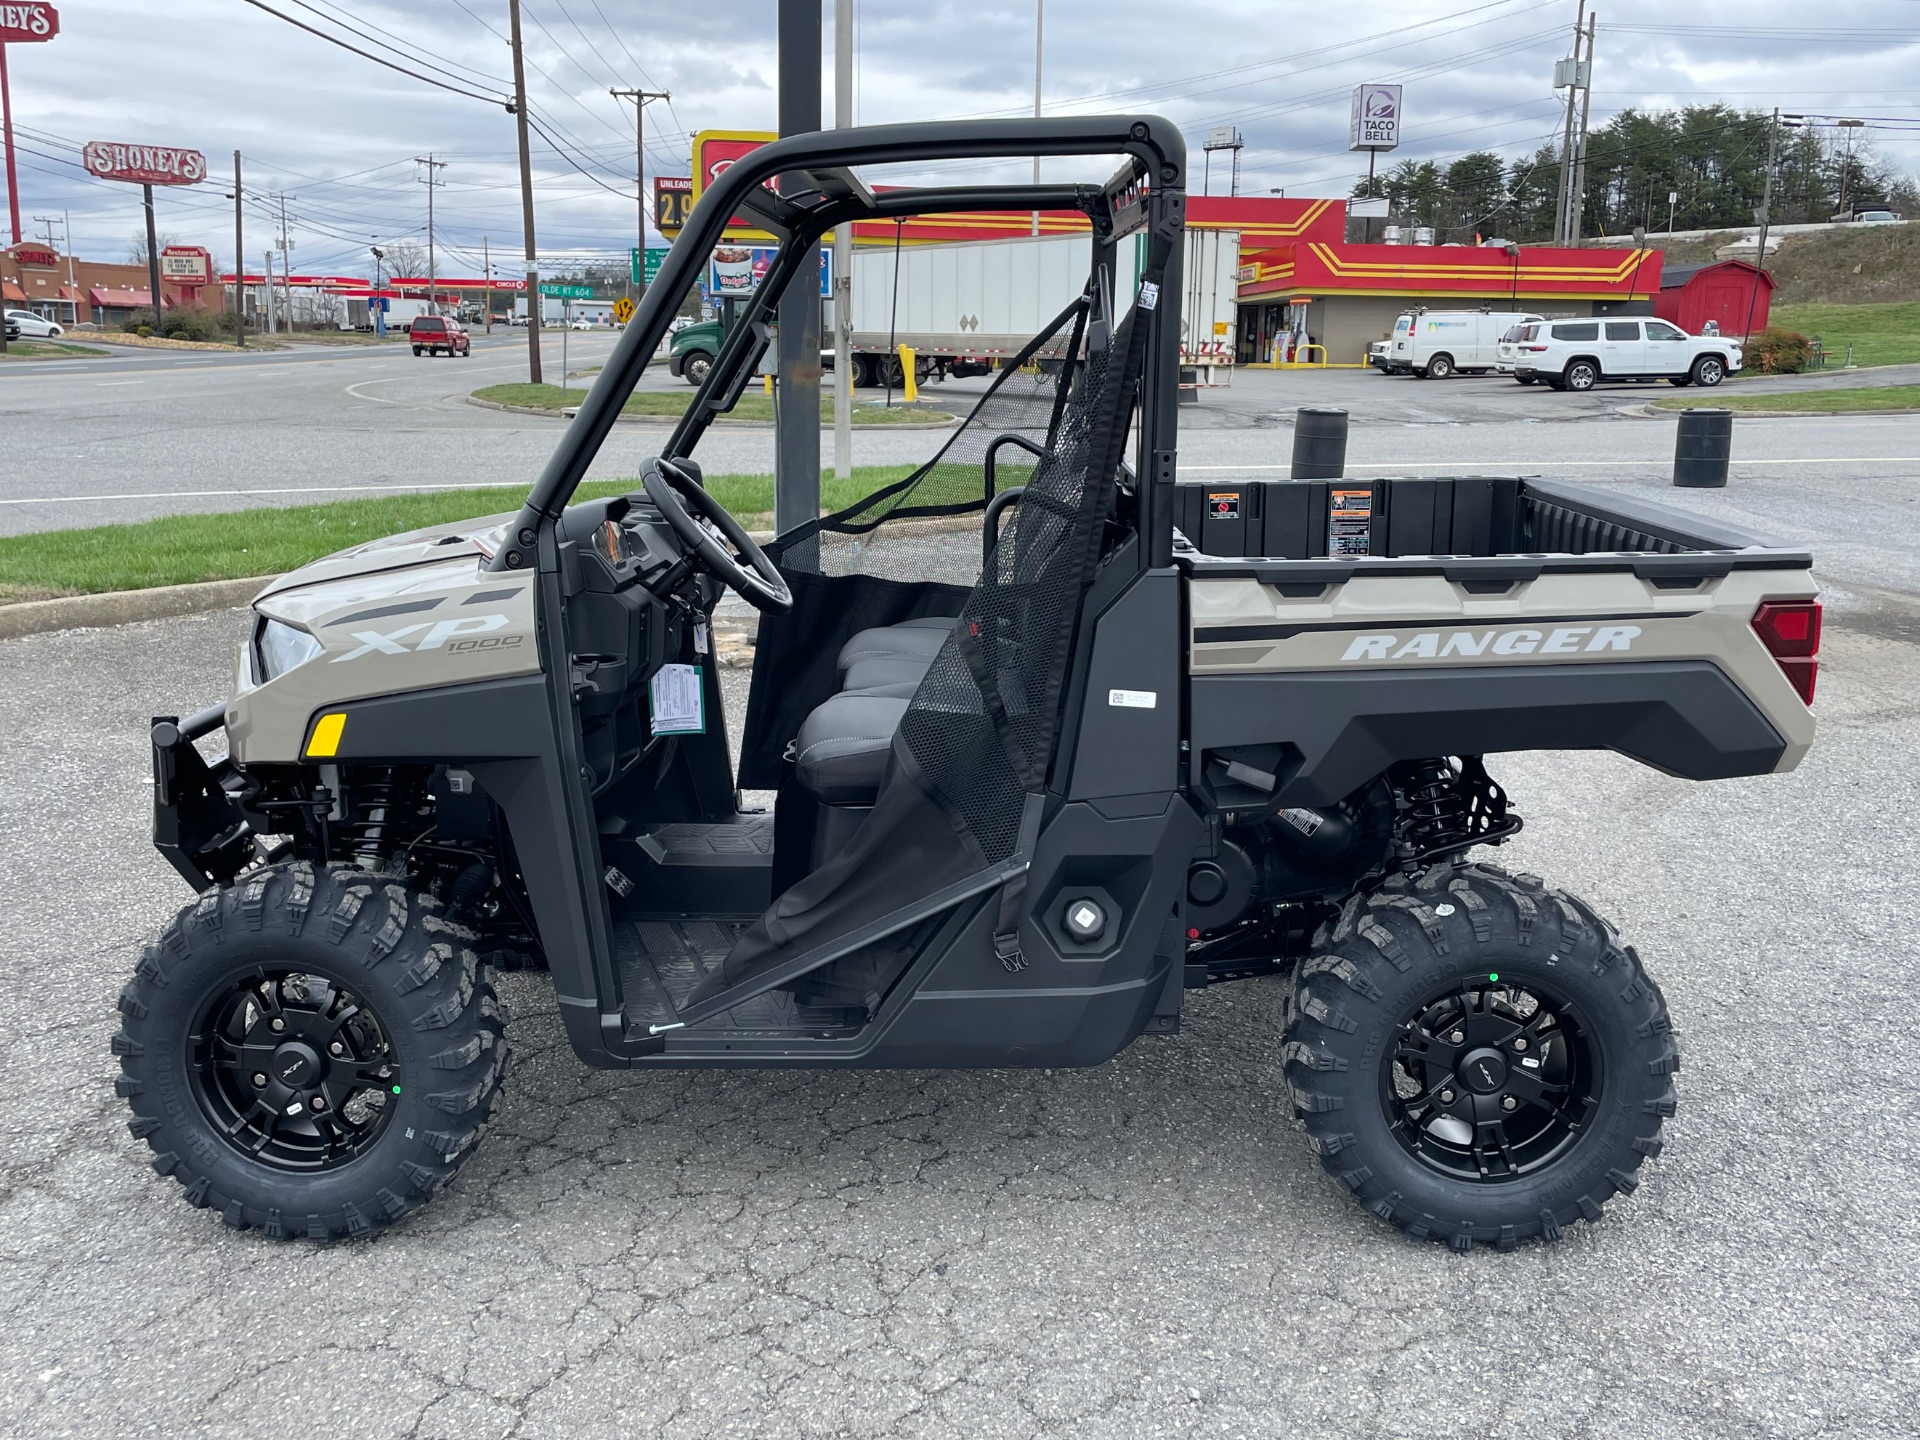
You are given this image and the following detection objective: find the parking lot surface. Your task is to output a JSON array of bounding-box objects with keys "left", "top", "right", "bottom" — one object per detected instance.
[{"left": 4, "top": 361, "right": 1920, "bottom": 1437}]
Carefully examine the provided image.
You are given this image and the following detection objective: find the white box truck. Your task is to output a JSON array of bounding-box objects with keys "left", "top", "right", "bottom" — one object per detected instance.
[
  {"left": 1383, "top": 308, "right": 1544, "bottom": 379},
  {"left": 833, "top": 228, "right": 1240, "bottom": 387}
]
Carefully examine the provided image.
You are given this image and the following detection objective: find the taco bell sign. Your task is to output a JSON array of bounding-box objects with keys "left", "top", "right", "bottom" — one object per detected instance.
[{"left": 1349, "top": 83, "right": 1402, "bottom": 153}]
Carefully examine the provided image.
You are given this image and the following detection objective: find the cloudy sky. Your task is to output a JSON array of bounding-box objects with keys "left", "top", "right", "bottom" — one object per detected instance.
[{"left": 5, "top": 0, "right": 1916, "bottom": 278}]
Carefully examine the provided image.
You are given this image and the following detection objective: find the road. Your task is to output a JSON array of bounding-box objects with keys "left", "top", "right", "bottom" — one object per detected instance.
[{"left": 2, "top": 350, "right": 1919, "bottom": 1438}]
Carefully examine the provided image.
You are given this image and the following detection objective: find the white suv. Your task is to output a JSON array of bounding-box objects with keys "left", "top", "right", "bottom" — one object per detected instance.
[{"left": 1507, "top": 317, "right": 1742, "bottom": 391}]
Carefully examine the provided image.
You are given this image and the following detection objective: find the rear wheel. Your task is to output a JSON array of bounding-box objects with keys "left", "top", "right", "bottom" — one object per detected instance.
[
  {"left": 114, "top": 863, "right": 506, "bottom": 1241},
  {"left": 1563, "top": 359, "right": 1599, "bottom": 391},
  {"left": 1668, "top": 376, "right": 1692, "bottom": 387},
  {"left": 1424, "top": 354, "right": 1455, "bottom": 380},
  {"left": 1283, "top": 864, "right": 1675, "bottom": 1250},
  {"left": 1515, "top": 376, "right": 1537, "bottom": 386},
  {"left": 1691, "top": 355, "right": 1726, "bottom": 387},
  {"left": 412, "top": 346, "right": 423, "bottom": 356}
]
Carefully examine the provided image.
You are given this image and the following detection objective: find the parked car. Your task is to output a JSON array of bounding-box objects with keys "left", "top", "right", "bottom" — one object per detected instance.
[
  {"left": 569, "top": 317, "right": 595, "bottom": 331},
  {"left": 409, "top": 315, "right": 470, "bottom": 357},
  {"left": 1386, "top": 309, "right": 1543, "bottom": 378},
  {"left": 1852, "top": 209, "right": 1901, "bottom": 225},
  {"left": 1509, "top": 317, "right": 1743, "bottom": 391},
  {"left": 6, "top": 308, "right": 62, "bottom": 339},
  {"left": 1366, "top": 339, "right": 1391, "bottom": 371}
]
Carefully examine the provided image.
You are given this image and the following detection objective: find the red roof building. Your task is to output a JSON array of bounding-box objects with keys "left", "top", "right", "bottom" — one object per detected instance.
[{"left": 1653, "top": 259, "right": 1773, "bottom": 338}]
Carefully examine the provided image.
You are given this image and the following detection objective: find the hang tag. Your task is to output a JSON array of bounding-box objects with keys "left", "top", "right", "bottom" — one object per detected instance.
[
  {"left": 1138, "top": 280, "right": 1160, "bottom": 311},
  {"left": 694, "top": 621, "right": 710, "bottom": 656},
  {"left": 649, "top": 663, "right": 705, "bottom": 736}
]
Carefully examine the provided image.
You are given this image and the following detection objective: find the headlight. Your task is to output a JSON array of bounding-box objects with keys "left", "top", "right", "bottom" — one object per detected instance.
[{"left": 256, "top": 618, "right": 324, "bottom": 682}]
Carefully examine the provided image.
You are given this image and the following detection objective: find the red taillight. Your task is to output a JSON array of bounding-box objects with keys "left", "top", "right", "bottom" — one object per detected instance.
[
  {"left": 1753, "top": 600, "right": 1822, "bottom": 705},
  {"left": 1522, "top": 344, "right": 1548, "bottom": 352}
]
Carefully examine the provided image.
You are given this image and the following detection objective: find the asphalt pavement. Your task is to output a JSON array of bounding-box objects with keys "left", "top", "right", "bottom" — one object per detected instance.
[{"left": 2, "top": 349, "right": 1919, "bottom": 1438}]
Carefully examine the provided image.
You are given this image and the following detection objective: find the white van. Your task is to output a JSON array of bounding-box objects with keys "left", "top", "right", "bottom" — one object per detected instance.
[{"left": 1385, "top": 310, "right": 1544, "bottom": 379}]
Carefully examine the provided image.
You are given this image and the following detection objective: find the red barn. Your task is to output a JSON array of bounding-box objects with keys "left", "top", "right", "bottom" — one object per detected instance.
[{"left": 1654, "top": 259, "right": 1773, "bottom": 338}]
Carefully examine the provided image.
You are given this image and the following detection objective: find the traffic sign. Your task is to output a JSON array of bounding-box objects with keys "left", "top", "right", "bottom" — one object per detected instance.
[
  {"left": 633, "top": 246, "right": 668, "bottom": 287},
  {"left": 538, "top": 282, "right": 593, "bottom": 299},
  {"left": 612, "top": 295, "right": 635, "bottom": 325}
]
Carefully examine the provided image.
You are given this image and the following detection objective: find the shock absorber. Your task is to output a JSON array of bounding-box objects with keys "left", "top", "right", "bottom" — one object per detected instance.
[
  {"left": 1395, "top": 758, "right": 1468, "bottom": 857},
  {"left": 347, "top": 768, "right": 403, "bottom": 871}
]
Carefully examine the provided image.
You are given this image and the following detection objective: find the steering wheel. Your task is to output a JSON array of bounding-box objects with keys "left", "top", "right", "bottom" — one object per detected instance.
[{"left": 641, "top": 458, "right": 793, "bottom": 613}]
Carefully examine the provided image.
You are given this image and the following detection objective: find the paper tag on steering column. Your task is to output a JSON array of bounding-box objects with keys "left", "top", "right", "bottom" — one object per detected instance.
[{"left": 650, "top": 663, "right": 705, "bottom": 736}]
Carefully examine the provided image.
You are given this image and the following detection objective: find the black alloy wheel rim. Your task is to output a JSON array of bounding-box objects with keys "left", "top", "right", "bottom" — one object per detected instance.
[
  {"left": 1382, "top": 976, "right": 1601, "bottom": 1183},
  {"left": 187, "top": 968, "right": 400, "bottom": 1172}
]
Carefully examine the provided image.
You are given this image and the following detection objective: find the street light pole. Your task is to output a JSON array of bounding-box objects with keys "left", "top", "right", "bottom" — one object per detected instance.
[
  {"left": 508, "top": 0, "right": 542, "bottom": 384},
  {"left": 1031, "top": 0, "right": 1044, "bottom": 235}
]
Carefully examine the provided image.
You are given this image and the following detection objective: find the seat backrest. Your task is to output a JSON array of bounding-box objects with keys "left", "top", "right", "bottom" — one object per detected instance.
[{"left": 896, "top": 301, "right": 1152, "bottom": 863}]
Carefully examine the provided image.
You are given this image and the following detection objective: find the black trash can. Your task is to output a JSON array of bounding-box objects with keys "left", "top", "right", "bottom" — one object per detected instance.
[
  {"left": 1291, "top": 407, "right": 1349, "bottom": 479},
  {"left": 1673, "top": 408, "right": 1733, "bottom": 488}
]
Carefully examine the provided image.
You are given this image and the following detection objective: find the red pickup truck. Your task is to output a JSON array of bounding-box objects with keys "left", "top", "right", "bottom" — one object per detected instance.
[{"left": 409, "top": 315, "right": 470, "bottom": 357}]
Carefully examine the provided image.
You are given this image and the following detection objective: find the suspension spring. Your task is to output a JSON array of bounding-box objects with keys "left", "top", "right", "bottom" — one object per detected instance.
[
  {"left": 347, "top": 768, "right": 404, "bottom": 870},
  {"left": 1397, "top": 759, "right": 1468, "bottom": 855}
]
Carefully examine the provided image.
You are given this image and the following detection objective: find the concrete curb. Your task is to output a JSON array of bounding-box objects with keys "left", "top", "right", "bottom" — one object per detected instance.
[
  {"left": 466, "top": 395, "right": 959, "bottom": 431},
  {"left": 0, "top": 577, "right": 266, "bottom": 641}
]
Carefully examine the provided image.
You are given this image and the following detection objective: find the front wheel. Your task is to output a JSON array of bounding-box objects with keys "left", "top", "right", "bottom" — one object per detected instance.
[
  {"left": 1692, "top": 355, "right": 1726, "bottom": 387},
  {"left": 114, "top": 863, "right": 506, "bottom": 1241},
  {"left": 681, "top": 349, "right": 713, "bottom": 386},
  {"left": 1284, "top": 863, "right": 1676, "bottom": 1251}
]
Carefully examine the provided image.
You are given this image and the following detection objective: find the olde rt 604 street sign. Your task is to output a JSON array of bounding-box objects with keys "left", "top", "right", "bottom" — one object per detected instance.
[
  {"left": 82, "top": 141, "right": 207, "bottom": 186},
  {"left": 0, "top": 4, "right": 60, "bottom": 42}
]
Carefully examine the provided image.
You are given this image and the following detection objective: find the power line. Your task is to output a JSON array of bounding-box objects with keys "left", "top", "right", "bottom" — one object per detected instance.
[{"left": 236, "top": 0, "right": 508, "bottom": 104}]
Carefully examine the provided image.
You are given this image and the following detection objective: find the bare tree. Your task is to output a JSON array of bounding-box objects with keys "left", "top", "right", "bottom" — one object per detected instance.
[
  {"left": 383, "top": 240, "right": 429, "bottom": 279},
  {"left": 127, "top": 230, "right": 184, "bottom": 266}
]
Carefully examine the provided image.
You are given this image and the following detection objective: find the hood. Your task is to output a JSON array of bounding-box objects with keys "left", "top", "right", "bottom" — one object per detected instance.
[{"left": 252, "top": 512, "right": 515, "bottom": 604}]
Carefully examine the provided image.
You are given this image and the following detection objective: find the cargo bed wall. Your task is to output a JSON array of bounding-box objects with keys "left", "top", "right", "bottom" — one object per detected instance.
[{"left": 1172, "top": 475, "right": 1789, "bottom": 562}]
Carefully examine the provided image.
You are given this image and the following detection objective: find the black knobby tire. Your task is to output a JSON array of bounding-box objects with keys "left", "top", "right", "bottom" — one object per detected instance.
[
  {"left": 113, "top": 862, "right": 507, "bottom": 1241},
  {"left": 1283, "top": 863, "right": 1676, "bottom": 1251}
]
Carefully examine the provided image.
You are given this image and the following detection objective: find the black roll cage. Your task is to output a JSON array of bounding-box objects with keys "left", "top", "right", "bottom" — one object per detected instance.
[{"left": 487, "top": 115, "right": 1189, "bottom": 575}]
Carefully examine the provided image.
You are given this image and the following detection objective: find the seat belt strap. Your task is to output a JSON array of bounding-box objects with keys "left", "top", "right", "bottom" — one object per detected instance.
[{"left": 991, "top": 793, "right": 1047, "bottom": 973}]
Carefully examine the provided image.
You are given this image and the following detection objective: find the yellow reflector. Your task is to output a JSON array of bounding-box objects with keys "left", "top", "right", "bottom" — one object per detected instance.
[{"left": 306, "top": 712, "right": 347, "bottom": 758}]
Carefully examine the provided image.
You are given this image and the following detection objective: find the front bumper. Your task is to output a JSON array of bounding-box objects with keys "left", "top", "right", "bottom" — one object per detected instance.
[
  {"left": 666, "top": 350, "right": 686, "bottom": 377},
  {"left": 152, "top": 704, "right": 250, "bottom": 889}
]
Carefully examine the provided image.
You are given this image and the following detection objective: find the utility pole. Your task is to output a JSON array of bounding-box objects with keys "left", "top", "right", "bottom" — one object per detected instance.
[
  {"left": 1744, "top": 109, "right": 1784, "bottom": 340},
  {"left": 483, "top": 234, "right": 492, "bottom": 334},
  {"left": 508, "top": 0, "right": 542, "bottom": 383},
  {"left": 1552, "top": 0, "right": 1587, "bottom": 246},
  {"left": 833, "top": 0, "right": 853, "bottom": 482},
  {"left": 265, "top": 192, "right": 294, "bottom": 330},
  {"left": 775, "top": 0, "right": 822, "bottom": 536},
  {"left": 609, "top": 87, "right": 670, "bottom": 303},
  {"left": 231, "top": 152, "right": 245, "bottom": 347},
  {"left": 415, "top": 155, "right": 447, "bottom": 314},
  {"left": 1032, "top": 0, "right": 1044, "bottom": 235},
  {"left": 1567, "top": 12, "right": 1597, "bottom": 244},
  {"left": 1834, "top": 117, "right": 1865, "bottom": 220}
]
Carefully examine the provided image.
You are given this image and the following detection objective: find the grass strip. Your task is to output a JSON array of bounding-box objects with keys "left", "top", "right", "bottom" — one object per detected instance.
[
  {"left": 1769, "top": 302, "right": 1920, "bottom": 370},
  {"left": 1652, "top": 385, "right": 1920, "bottom": 414},
  {"left": 0, "top": 467, "right": 914, "bottom": 602},
  {"left": 474, "top": 382, "right": 952, "bottom": 425},
  {"left": 0, "top": 340, "right": 110, "bottom": 359}
]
